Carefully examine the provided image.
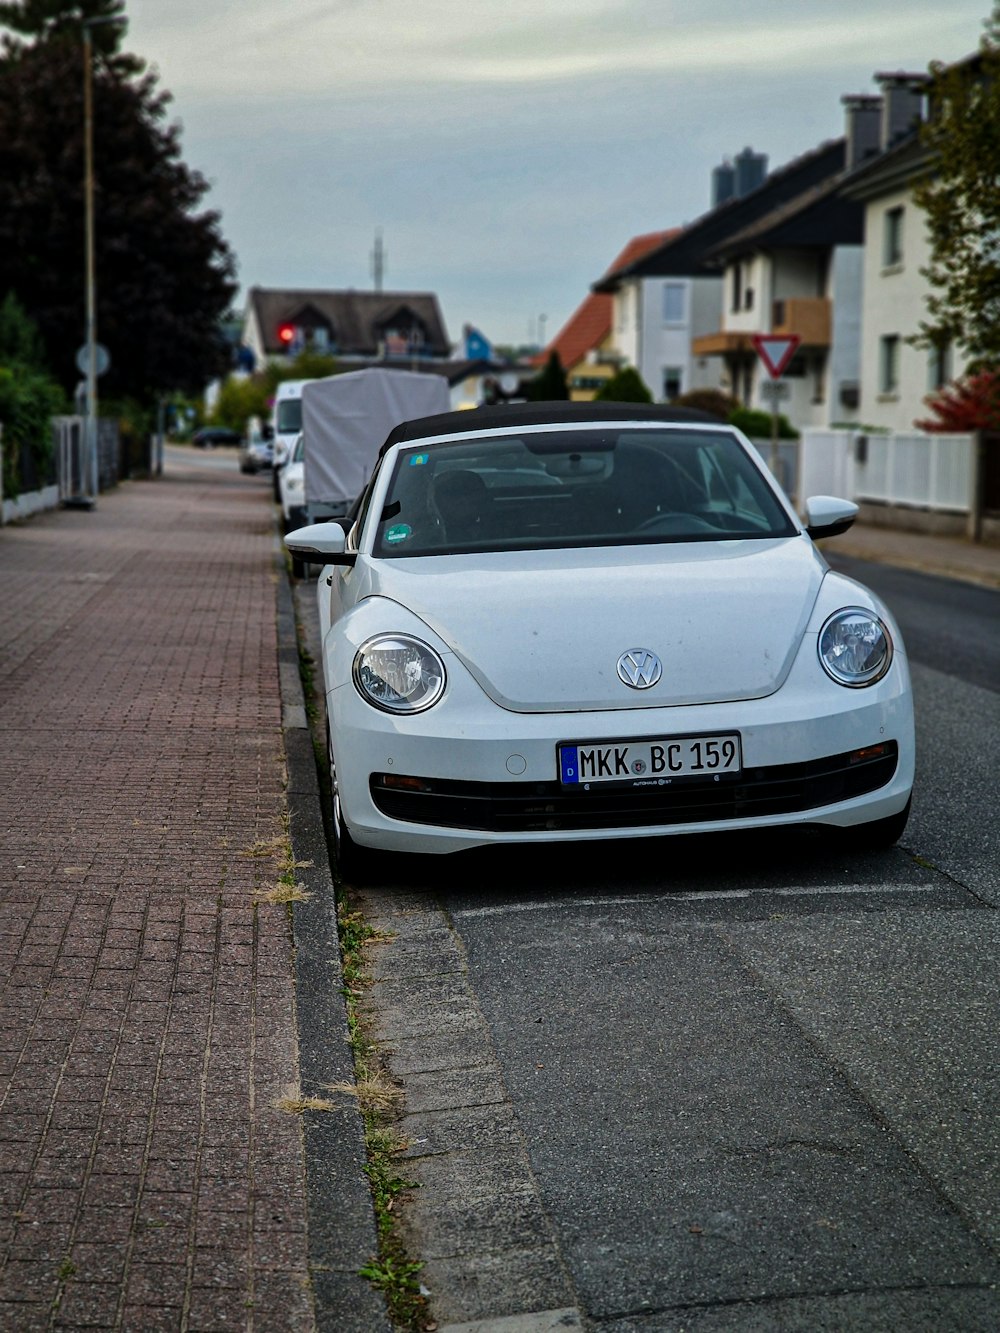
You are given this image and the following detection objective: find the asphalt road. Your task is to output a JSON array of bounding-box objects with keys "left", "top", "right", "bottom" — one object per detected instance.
[{"left": 332, "top": 559, "right": 1000, "bottom": 1331}]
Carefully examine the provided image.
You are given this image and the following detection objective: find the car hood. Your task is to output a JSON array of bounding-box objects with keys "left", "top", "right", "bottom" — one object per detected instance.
[{"left": 361, "top": 538, "right": 825, "bottom": 713}]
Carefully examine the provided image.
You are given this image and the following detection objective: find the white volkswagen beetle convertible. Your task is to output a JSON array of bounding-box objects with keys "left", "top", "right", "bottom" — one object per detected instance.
[{"left": 285, "top": 403, "right": 914, "bottom": 876}]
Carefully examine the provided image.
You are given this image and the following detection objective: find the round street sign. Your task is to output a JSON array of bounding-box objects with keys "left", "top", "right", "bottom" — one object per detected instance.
[{"left": 75, "top": 343, "right": 110, "bottom": 377}]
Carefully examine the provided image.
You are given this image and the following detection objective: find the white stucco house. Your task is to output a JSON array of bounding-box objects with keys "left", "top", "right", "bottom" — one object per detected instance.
[
  {"left": 839, "top": 73, "right": 965, "bottom": 433},
  {"left": 595, "top": 135, "right": 869, "bottom": 415},
  {"left": 601, "top": 265, "right": 724, "bottom": 403}
]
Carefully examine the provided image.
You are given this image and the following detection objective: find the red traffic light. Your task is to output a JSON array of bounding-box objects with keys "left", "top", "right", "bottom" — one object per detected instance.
[{"left": 277, "top": 322, "right": 296, "bottom": 347}]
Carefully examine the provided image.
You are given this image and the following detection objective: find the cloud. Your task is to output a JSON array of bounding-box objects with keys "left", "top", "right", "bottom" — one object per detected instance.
[
  {"left": 127, "top": 0, "right": 979, "bottom": 100},
  {"left": 119, "top": 0, "right": 988, "bottom": 341}
]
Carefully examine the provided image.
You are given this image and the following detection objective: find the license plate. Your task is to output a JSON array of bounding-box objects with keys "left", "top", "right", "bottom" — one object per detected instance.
[{"left": 558, "top": 733, "right": 742, "bottom": 787}]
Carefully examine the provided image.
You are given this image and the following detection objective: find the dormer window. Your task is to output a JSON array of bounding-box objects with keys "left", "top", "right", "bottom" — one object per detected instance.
[{"left": 378, "top": 307, "right": 428, "bottom": 356}]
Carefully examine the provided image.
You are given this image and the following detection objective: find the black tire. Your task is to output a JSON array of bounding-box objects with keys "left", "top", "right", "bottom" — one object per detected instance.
[
  {"left": 291, "top": 555, "right": 306, "bottom": 579},
  {"left": 859, "top": 797, "right": 912, "bottom": 849}
]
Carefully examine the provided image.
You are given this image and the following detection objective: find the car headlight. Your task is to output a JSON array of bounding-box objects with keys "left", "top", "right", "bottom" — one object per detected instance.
[
  {"left": 286, "top": 475, "right": 303, "bottom": 493},
  {"left": 818, "top": 608, "right": 893, "bottom": 687},
  {"left": 353, "top": 635, "right": 446, "bottom": 713}
]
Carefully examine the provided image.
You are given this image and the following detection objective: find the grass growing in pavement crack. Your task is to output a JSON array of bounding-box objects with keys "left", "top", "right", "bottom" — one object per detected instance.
[
  {"left": 289, "top": 584, "right": 434, "bottom": 1329},
  {"left": 244, "top": 827, "right": 314, "bottom": 904},
  {"left": 337, "top": 901, "right": 434, "bottom": 1332}
]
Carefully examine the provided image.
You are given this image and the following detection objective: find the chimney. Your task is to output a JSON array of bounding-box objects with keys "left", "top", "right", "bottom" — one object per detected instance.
[
  {"left": 711, "top": 149, "right": 768, "bottom": 208},
  {"left": 875, "top": 71, "right": 927, "bottom": 148},
  {"left": 842, "top": 94, "right": 883, "bottom": 170},
  {"left": 712, "top": 159, "right": 735, "bottom": 207},
  {"left": 733, "top": 147, "right": 768, "bottom": 197}
]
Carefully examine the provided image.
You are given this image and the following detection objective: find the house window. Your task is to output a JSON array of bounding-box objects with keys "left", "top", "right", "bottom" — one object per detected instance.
[
  {"left": 662, "top": 366, "right": 683, "bottom": 400},
  {"left": 662, "top": 283, "right": 685, "bottom": 324},
  {"left": 883, "top": 206, "right": 904, "bottom": 267},
  {"left": 879, "top": 335, "right": 900, "bottom": 395},
  {"left": 928, "top": 341, "right": 952, "bottom": 391},
  {"left": 731, "top": 264, "right": 743, "bottom": 313}
]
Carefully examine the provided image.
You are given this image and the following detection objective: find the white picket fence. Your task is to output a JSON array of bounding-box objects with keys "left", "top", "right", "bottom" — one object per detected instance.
[{"left": 799, "top": 429, "right": 974, "bottom": 513}]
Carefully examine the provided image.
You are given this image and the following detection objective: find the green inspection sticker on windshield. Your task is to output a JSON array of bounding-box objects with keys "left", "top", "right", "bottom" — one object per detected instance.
[
  {"left": 409, "top": 453, "right": 429, "bottom": 466},
  {"left": 385, "top": 523, "right": 412, "bottom": 545}
]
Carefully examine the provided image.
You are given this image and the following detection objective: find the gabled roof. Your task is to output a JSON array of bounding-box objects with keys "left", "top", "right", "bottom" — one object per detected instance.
[
  {"left": 704, "top": 173, "right": 864, "bottom": 262},
  {"left": 540, "top": 292, "right": 612, "bottom": 371},
  {"left": 246, "top": 286, "right": 451, "bottom": 357},
  {"left": 838, "top": 129, "right": 927, "bottom": 201},
  {"left": 608, "top": 228, "right": 679, "bottom": 273},
  {"left": 593, "top": 139, "right": 847, "bottom": 289},
  {"left": 540, "top": 230, "right": 677, "bottom": 368}
]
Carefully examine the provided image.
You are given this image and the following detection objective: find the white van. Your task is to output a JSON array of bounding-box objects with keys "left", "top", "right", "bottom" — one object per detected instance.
[{"left": 270, "top": 379, "right": 311, "bottom": 497}]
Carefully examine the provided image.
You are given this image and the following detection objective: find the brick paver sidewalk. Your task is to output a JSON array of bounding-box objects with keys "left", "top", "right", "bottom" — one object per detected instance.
[{"left": 0, "top": 454, "right": 314, "bottom": 1330}]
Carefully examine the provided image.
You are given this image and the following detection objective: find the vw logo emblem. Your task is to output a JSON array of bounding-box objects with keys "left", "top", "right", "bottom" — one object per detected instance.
[{"left": 616, "top": 649, "right": 662, "bottom": 690}]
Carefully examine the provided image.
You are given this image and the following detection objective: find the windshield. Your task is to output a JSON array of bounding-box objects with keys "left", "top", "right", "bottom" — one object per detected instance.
[
  {"left": 371, "top": 427, "right": 797, "bottom": 558},
  {"left": 276, "top": 399, "right": 302, "bottom": 433}
]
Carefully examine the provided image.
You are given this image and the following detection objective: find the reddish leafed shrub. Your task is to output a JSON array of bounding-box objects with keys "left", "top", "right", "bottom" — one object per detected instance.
[{"left": 917, "top": 369, "right": 1000, "bottom": 431}]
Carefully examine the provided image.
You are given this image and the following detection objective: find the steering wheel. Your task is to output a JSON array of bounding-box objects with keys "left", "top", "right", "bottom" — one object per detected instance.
[{"left": 635, "top": 512, "right": 717, "bottom": 536}]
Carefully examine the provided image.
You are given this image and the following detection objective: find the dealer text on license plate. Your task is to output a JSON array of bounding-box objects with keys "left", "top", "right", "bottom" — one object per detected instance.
[{"left": 558, "top": 733, "right": 742, "bottom": 786}]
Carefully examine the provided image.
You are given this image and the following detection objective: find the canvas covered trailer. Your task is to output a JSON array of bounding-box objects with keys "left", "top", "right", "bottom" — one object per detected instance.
[{"left": 302, "top": 368, "right": 451, "bottom": 523}]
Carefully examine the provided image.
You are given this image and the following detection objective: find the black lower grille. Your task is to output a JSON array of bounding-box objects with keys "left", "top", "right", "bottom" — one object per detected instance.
[{"left": 369, "top": 743, "right": 898, "bottom": 832}]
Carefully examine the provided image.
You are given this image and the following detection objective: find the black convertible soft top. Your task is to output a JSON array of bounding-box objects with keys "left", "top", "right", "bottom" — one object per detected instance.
[{"left": 379, "top": 399, "right": 720, "bottom": 457}]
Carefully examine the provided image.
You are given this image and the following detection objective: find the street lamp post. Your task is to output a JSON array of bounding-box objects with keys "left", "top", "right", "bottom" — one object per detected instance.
[
  {"left": 82, "top": 20, "right": 98, "bottom": 504},
  {"left": 80, "top": 14, "right": 123, "bottom": 507}
]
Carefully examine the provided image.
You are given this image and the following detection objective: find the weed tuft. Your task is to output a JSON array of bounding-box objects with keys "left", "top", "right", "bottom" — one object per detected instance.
[{"left": 274, "top": 1084, "right": 336, "bottom": 1115}]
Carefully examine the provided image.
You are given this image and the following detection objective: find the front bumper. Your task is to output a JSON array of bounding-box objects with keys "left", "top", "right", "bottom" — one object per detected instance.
[{"left": 327, "top": 648, "right": 914, "bottom": 854}]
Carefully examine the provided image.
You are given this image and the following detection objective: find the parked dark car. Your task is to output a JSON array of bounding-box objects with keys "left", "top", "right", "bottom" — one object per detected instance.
[{"left": 192, "top": 426, "right": 242, "bottom": 448}]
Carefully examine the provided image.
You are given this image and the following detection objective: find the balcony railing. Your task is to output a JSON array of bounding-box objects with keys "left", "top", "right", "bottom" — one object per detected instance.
[{"left": 771, "top": 298, "right": 830, "bottom": 347}]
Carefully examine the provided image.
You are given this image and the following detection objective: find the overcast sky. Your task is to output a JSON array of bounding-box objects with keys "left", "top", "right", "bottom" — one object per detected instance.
[{"left": 122, "top": 0, "right": 990, "bottom": 349}]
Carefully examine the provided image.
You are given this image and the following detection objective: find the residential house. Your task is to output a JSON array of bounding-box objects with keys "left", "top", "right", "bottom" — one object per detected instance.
[
  {"left": 538, "top": 231, "right": 675, "bottom": 400},
  {"left": 240, "top": 285, "right": 519, "bottom": 409},
  {"left": 594, "top": 235, "right": 723, "bottom": 404},
  {"left": 691, "top": 105, "right": 883, "bottom": 430},
  {"left": 241, "top": 287, "right": 452, "bottom": 367},
  {"left": 838, "top": 72, "right": 956, "bottom": 433},
  {"left": 594, "top": 144, "right": 849, "bottom": 404}
]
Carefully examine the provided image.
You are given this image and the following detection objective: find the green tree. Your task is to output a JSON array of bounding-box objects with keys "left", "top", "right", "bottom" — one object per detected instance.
[
  {"left": 211, "top": 376, "right": 272, "bottom": 435},
  {"left": 594, "top": 366, "right": 653, "bottom": 403},
  {"left": 524, "top": 351, "right": 569, "bottom": 401},
  {"left": 0, "top": 2, "right": 236, "bottom": 402},
  {"left": 674, "top": 387, "right": 740, "bottom": 420},
  {"left": 209, "top": 352, "right": 342, "bottom": 437},
  {"left": 728, "top": 406, "right": 798, "bottom": 439},
  {"left": 913, "top": 5, "right": 1000, "bottom": 366},
  {"left": 0, "top": 292, "right": 66, "bottom": 498}
]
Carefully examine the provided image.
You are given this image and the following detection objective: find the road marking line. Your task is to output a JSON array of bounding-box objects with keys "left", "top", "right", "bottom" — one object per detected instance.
[{"left": 453, "top": 884, "right": 938, "bottom": 919}]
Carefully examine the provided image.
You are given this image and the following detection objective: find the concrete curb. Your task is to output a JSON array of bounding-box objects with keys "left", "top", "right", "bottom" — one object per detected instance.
[{"left": 275, "top": 548, "right": 392, "bottom": 1333}]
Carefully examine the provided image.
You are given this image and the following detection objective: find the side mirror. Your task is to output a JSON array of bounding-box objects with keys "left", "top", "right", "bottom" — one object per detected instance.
[
  {"left": 804, "top": 495, "right": 858, "bottom": 541},
  {"left": 284, "top": 522, "right": 356, "bottom": 566}
]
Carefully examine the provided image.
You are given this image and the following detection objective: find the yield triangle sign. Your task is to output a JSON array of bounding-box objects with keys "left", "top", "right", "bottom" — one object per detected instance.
[{"left": 752, "top": 333, "right": 800, "bottom": 379}]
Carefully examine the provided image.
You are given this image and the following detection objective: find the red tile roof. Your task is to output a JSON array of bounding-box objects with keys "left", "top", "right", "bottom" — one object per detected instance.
[
  {"left": 536, "top": 229, "right": 679, "bottom": 369},
  {"left": 606, "top": 229, "right": 679, "bottom": 275}
]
